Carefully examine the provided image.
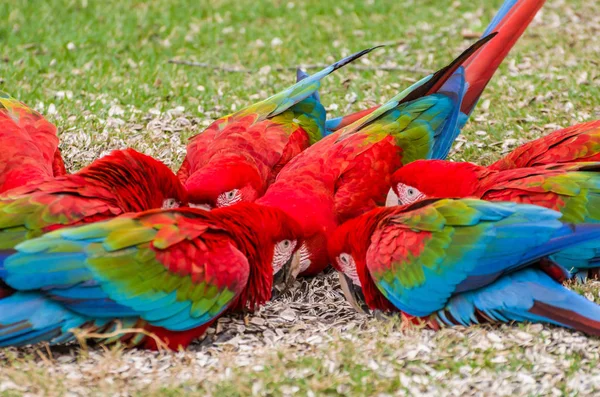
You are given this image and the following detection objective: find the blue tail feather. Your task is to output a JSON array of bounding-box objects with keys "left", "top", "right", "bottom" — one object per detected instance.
[
  {"left": 439, "top": 268, "right": 600, "bottom": 335},
  {"left": 430, "top": 67, "right": 467, "bottom": 160},
  {"left": 296, "top": 68, "right": 321, "bottom": 102},
  {"left": 0, "top": 292, "right": 87, "bottom": 347},
  {"left": 483, "top": 0, "right": 519, "bottom": 36}
]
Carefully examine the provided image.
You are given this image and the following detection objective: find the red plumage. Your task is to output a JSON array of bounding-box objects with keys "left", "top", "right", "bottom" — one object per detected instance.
[
  {"left": 0, "top": 93, "right": 66, "bottom": 192},
  {"left": 490, "top": 120, "right": 600, "bottom": 170},
  {"left": 0, "top": 148, "right": 187, "bottom": 248}
]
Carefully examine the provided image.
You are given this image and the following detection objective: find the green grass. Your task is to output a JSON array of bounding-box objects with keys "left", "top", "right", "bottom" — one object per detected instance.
[{"left": 1, "top": 0, "right": 600, "bottom": 395}]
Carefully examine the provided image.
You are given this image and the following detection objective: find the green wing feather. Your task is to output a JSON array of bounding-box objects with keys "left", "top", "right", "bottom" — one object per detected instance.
[{"left": 6, "top": 210, "right": 249, "bottom": 331}]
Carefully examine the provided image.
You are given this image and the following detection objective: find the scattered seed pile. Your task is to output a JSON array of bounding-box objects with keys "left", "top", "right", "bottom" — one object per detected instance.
[{"left": 2, "top": 273, "right": 600, "bottom": 395}]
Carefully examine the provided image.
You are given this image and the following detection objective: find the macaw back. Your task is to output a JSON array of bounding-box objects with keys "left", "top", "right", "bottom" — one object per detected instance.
[
  {"left": 0, "top": 92, "right": 65, "bottom": 192},
  {"left": 177, "top": 48, "right": 376, "bottom": 202},
  {"left": 490, "top": 120, "right": 600, "bottom": 170},
  {"left": 340, "top": 199, "right": 600, "bottom": 335}
]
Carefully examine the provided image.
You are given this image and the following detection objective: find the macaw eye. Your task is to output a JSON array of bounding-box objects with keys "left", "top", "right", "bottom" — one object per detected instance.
[
  {"left": 162, "top": 198, "right": 180, "bottom": 209},
  {"left": 216, "top": 189, "right": 241, "bottom": 208},
  {"left": 397, "top": 183, "right": 425, "bottom": 205},
  {"left": 272, "top": 239, "right": 298, "bottom": 275},
  {"left": 339, "top": 253, "right": 351, "bottom": 265},
  {"left": 337, "top": 252, "right": 361, "bottom": 286}
]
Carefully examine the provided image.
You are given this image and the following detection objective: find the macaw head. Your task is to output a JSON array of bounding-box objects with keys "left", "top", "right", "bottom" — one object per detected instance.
[
  {"left": 185, "top": 157, "right": 264, "bottom": 210},
  {"left": 80, "top": 148, "right": 188, "bottom": 212},
  {"left": 211, "top": 202, "right": 305, "bottom": 309},
  {"left": 388, "top": 159, "right": 480, "bottom": 207},
  {"left": 328, "top": 208, "right": 397, "bottom": 314},
  {"left": 256, "top": 178, "right": 337, "bottom": 277}
]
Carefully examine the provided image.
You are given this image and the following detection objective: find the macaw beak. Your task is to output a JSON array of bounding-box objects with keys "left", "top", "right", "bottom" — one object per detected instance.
[
  {"left": 338, "top": 272, "right": 370, "bottom": 314},
  {"left": 271, "top": 251, "right": 301, "bottom": 299},
  {"left": 189, "top": 203, "right": 212, "bottom": 211},
  {"left": 385, "top": 188, "right": 399, "bottom": 207}
]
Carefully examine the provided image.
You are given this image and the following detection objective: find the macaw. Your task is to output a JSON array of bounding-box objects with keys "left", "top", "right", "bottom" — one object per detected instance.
[
  {"left": 388, "top": 159, "right": 600, "bottom": 279},
  {"left": 0, "top": 203, "right": 302, "bottom": 350},
  {"left": 0, "top": 148, "right": 187, "bottom": 250},
  {"left": 0, "top": 91, "right": 66, "bottom": 193},
  {"left": 0, "top": 148, "right": 187, "bottom": 298},
  {"left": 328, "top": 198, "right": 600, "bottom": 335},
  {"left": 490, "top": 120, "right": 600, "bottom": 170},
  {"left": 256, "top": 0, "right": 544, "bottom": 277},
  {"left": 177, "top": 47, "right": 378, "bottom": 209},
  {"left": 257, "top": 34, "right": 498, "bottom": 276},
  {"left": 325, "top": 0, "right": 546, "bottom": 134}
]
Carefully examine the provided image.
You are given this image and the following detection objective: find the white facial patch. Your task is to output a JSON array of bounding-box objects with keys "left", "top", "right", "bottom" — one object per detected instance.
[
  {"left": 337, "top": 253, "right": 361, "bottom": 287},
  {"left": 162, "top": 198, "right": 180, "bottom": 209},
  {"left": 272, "top": 239, "right": 297, "bottom": 275},
  {"left": 396, "top": 183, "right": 425, "bottom": 205},
  {"left": 216, "top": 189, "right": 242, "bottom": 208},
  {"left": 298, "top": 242, "right": 311, "bottom": 273}
]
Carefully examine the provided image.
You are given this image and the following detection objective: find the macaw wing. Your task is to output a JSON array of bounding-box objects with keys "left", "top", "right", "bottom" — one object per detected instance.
[
  {"left": 0, "top": 177, "right": 121, "bottom": 252},
  {"left": 489, "top": 121, "right": 600, "bottom": 170},
  {"left": 334, "top": 34, "right": 495, "bottom": 145},
  {"left": 480, "top": 162, "right": 600, "bottom": 224},
  {"left": 206, "top": 47, "right": 377, "bottom": 138},
  {"left": 270, "top": 97, "right": 327, "bottom": 145},
  {"left": 331, "top": 92, "right": 459, "bottom": 222},
  {"left": 365, "top": 199, "right": 599, "bottom": 317},
  {"left": 178, "top": 49, "right": 376, "bottom": 181},
  {"left": 233, "top": 47, "right": 377, "bottom": 122},
  {"left": 4, "top": 209, "right": 249, "bottom": 331}
]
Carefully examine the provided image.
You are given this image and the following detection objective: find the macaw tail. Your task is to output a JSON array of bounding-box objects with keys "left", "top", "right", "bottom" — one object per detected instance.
[
  {"left": 433, "top": 268, "right": 600, "bottom": 335},
  {"left": 0, "top": 249, "right": 17, "bottom": 300},
  {"left": 0, "top": 292, "right": 89, "bottom": 347},
  {"left": 325, "top": 106, "right": 380, "bottom": 133},
  {"left": 0, "top": 281, "right": 13, "bottom": 299},
  {"left": 0, "top": 291, "right": 146, "bottom": 348},
  {"left": 461, "top": 0, "right": 545, "bottom": 115},
  {"left": 296, "top": 68, "right": 321, "bottom": 102}
]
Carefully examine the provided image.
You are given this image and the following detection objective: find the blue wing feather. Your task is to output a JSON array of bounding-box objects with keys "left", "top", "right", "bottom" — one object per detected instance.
[
  {"left": 437, "top": 268, "right": 600, "bottom": 333},
  {"left": 373, "top": 201, "right": 600, "bottom": 317}
]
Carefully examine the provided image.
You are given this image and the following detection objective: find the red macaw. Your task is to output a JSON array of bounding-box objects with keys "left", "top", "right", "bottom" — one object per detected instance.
[
  {"left": 257, "top": 34, "right": 500, "bottom": 276},
  {"left": 0, "top": 148, "right": 187, "bottom": 298},
  {"left": 177, "top": 48, "right": 377, "bottom": 209},
  {"left": 0, "top": 203, "right": 302, "bottom": 350},
  {"left": 256, "top": 0, "right": 543, "bottom": 277},
  {"left": 328, "top": 198, "right": 600, "bottom": 334},
  {"left": 490, "top": 120, "right": 600, "bottom": 170},
  {"left": 389, "top": 159, "right": 600, "bottom": 278},
  {"left": 0, "top": 91, "right": 66, "bottom": 193}
]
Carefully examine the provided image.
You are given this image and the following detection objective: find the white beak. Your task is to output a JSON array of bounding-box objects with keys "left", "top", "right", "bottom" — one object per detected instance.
[
  {"left": 189, "top": 203, "right": 212, "bottom": 211},
  {"left": 385, "top": 188, "right": 399, "bottom": 207}
]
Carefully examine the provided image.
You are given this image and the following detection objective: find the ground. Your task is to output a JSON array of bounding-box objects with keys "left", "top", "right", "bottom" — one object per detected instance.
[{"left": 1, "top": 0, "right": 600, "bottom": 395}]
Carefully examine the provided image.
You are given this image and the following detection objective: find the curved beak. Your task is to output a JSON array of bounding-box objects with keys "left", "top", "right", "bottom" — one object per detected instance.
[
  {"left": 189, "top": 203, "right": 212, "bottom": 211},
  {"left": 338, "top": 272, "right": 370, "bottom": 314},
  {"left": 271, "top": 251, "right": 301, "bottom": 299},
  {"left": 385, "top": 188, "right": 399, "bottom": 207}
]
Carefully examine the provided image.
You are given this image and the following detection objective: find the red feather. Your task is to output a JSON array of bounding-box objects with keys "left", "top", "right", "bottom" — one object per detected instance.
[{"left": 490, "top": 120, "right": 600, "bottom": 170}]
